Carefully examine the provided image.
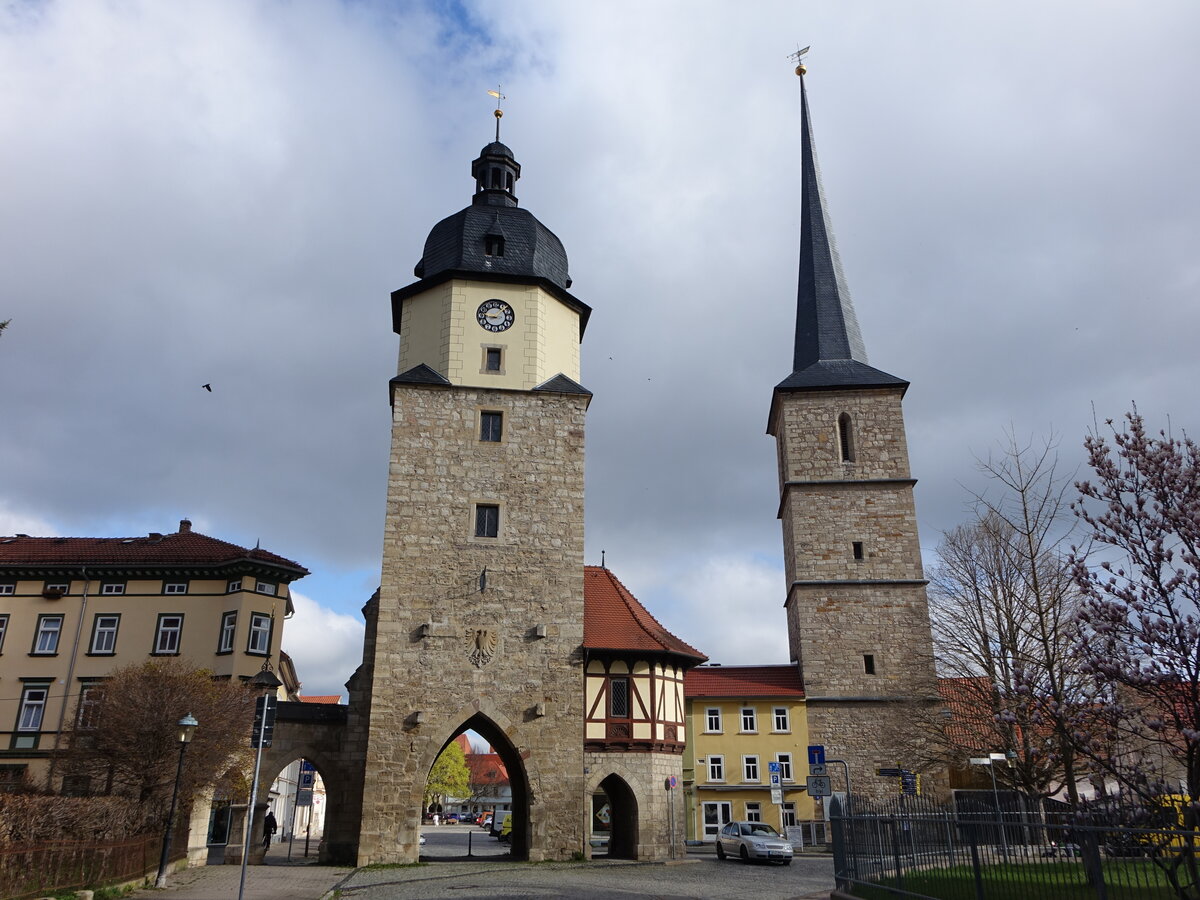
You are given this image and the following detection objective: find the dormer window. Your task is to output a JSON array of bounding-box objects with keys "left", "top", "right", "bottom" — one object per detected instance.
[{"left": 484, "top": 235, "right": 505, "bottom": 257}]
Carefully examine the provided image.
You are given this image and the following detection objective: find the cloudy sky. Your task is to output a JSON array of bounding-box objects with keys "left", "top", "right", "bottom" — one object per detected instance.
[{"left": 2, "top": 1, "right": 1197, "bottom": 698}]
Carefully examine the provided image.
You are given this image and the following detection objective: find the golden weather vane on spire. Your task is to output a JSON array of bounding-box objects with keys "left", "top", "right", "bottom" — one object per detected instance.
[
  {"left": 787, "top": 45, "right": 810, "bottom": 77},
  {"left": 487, "top": 85, "right": 506, "bottom": 141}
]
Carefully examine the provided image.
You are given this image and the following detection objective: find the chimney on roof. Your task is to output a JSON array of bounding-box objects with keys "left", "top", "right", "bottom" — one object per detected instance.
[
  {"left": 148, "top": 532, "right": 163, "bottom": 542},
  {"left": 179, "top": 519, "right": 192, "bottom": 533}
]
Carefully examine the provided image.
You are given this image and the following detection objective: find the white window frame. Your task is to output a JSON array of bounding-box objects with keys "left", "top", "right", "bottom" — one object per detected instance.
[
  {"left": 0, "top": 584, "right": 15, "bottom": 595},
  {"left": 218, "top": 611, "right": 237, "bottom": 653},
  {"left": 704, "top": 707, "right": 722, "bottom": 733},
  {"left": 745, "top": 801, "right": 762, "bottom": 822},
  {"left": 247, "top": 613, "right": 271, "bottom": 655},
  {"left": 76, "top": 681, "right": 104, "bottom": 729},
  {"left": 781, "top": 802, "right": 797, "bottom": 828},
  {"left": 227, "top": 579, "right": 242, "bottom": 593},
  {"left": 101, "top": 583, "right": 125, "bottom": 595},
  {"left": 740, "top": 707, "right": 757, "bottom": 733},
  {"left": 743, "top": 755, "right": 760, "bottom": 783},
  {"left": 255, "top": 581, "right": 277, "bottom": 596},
  {"left": 44, "top": 582, "right": 69, "bottom": 594},
  {"left": 154, "top": 614, "right": 183, "bottom": 654},
  {"left": 776, "top": 752, "right": 793, "bottom": 782},
  {"left": 707, "top": 755, "right": 725, "bottom": 782},
  {"left": 773, "top": 706, "right": 790, "bottom": 732},
  {"left": 0, "top": 614, "right": 8, "bottom": 653},
  {"left": 18, "top": 684, "right": 48, "bottom": 731},
  {"left": 90, "top": 614, "right": 120, "bottom": 654},
  {"left": 33, "top": 615, "right": 63, "bottom": 654},
  {"left": 164, "top": 582, "right": 188, "bottom": 595}
]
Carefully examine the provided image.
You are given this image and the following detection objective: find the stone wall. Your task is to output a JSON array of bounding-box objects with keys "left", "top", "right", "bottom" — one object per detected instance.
[
  {"left": 357, "top": 381, "right": 589, "bottom": 864},
  {"left": 585, "top": 751, "right": 687, "bottom": 861}
]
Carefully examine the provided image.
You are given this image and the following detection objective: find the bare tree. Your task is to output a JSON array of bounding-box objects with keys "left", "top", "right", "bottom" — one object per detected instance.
[
  {"left": 1072, "top": 409, "right": 1200, "bottom": 817},
  {"left": 57, "top": 659, "right": 255, "bottom": 809},
  {"left": 929, "top": 433, "right": 1093, "bottom": 804}
]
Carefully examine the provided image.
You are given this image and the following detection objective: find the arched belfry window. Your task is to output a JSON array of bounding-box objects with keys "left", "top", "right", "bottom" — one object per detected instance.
[
  {"left": 491, "top": 168, "right": 502, "bottom": 188},
  {"left": 505, "top": 172, "right": 514, "bottom": 190},
  {"left": 838, "top": 413, "right": 856, "bottom": 463}
]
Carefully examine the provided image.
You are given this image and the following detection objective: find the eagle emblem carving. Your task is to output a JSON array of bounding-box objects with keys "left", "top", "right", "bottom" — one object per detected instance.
[{"left": 465, "top": 628, "right": 498, "bottom": 667}]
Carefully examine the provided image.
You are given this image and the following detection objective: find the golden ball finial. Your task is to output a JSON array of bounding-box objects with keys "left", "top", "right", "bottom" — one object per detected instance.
[
  {"left": 494, "top": 108, "right": 503, "bottom": 119},
  {"left": 795, "top": 63, "right": 806, "bottom": 77}
]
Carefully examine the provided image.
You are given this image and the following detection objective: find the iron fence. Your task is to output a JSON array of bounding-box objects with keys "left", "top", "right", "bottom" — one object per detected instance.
[
  {"left": 830, "top": 795, "right": 1200, "bottom": 900},
  {"left": 0, "top": 830, "right": 170, "bottom": 899}
]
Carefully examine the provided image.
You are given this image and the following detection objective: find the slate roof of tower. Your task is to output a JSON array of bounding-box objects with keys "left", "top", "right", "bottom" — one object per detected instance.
[
  {"left": 777, "top": 71, "right": 906, "bottom": 394},
  {"left": 0, "top": 527, "right": 307, "bottom": 578},
  {"left": 583, "top": 566, "right": 707, "bottom": 662},
  {"left": 684, "top": 664, "right": 805, "bottom": 698}
]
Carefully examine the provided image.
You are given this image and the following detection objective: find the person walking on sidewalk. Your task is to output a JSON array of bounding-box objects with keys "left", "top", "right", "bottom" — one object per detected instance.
[{"left": 263, "top": 810, "right": 278, "bottom": 848}]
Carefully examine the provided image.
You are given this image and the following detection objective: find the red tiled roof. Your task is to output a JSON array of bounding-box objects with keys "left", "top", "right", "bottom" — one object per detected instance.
[
  {"left": 0, "top": 522, "right": 307, "bottom": 578},
  {"left": 299, "top": 695, "right": 342, "bottom": 705},
  {"left": 684, "top": 665, "right": 804, "bottom": 699},
  {"left": 467, "top": 752, "right": 509, "bottom": 786},
  {"left": 583, "top": 566, "right": 706, "bottom": 662}
]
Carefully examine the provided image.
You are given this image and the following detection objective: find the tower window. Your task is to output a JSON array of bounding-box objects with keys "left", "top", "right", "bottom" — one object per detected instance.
[
  {"left": 480, "top": 411, "right": 503, "bottom": 443},
  {"left": 484, "top": 348, "right": 502, "bottom": 372},
  {"left": 838, "top": 413, "right": 855, "bottom": 462},
  {"left": 864, "top": 654, "right": 876, "bottom": 675},
  {"left": 853, "top": 541, "right": 864, "bottom": 560},
  {"left": 609, "top": 677, "right": 629, "bottom": 718},
  {"left": 484, "top": 235, "right": 505, "bottom": 257},
  {"left": 490, "top": 168, "right": 501, "bottom": 188},
  {"left": 474, "top": 504, "right": 500, "bottom": 538}
]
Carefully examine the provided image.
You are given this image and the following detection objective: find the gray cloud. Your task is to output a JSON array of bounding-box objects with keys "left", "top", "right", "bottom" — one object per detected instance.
[{"left": 2, "top": 1, "right": 1196, "bottom": 692}]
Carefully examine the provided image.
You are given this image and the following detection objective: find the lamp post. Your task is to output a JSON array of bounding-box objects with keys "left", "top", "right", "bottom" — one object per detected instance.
[
  {"left": 969, "top": 753, "right": 1010, "bottom": 858},
  {"left": 155, "top": 713, "right": 199, "bottom": 888}
]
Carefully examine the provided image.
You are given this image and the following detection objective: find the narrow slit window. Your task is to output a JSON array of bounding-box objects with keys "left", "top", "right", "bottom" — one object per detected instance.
[
  {"left": 838, "top": 413, "right": 855, "bottom": 462},
  {"left": 864, "top": 654, "right": 876, "bottom": 675},
  {"left": 853, "top": 541, "right": 864, "bottom": 560}
]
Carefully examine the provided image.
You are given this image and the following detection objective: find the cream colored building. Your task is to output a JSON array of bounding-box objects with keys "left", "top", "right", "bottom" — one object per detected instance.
[
  {"left": 683, "top": 665, "right": 814, "bottom": 841},
  {"left": 0, "top": 518, "right": 307, "bottom": 791}
]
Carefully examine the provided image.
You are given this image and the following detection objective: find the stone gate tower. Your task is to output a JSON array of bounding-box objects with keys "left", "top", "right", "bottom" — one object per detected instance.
[
  {"left": 767, "top": 67, "right": 940, "bottom": 797},
  {"left": 356, "top": 133, "right": 592, "bottom": 864}
]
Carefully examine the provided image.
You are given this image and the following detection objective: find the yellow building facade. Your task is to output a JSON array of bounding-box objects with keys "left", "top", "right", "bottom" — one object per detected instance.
[
  {"left": 0, "top": 518, "right": 307, "bottom": 791},
  {"left": 683, "top": 665, "right": 814, "bottom": 841}
]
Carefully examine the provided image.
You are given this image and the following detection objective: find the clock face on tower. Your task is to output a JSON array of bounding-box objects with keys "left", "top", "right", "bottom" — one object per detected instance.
[{"left": 476, "top": 299, "right": 515, "bottom": 333}]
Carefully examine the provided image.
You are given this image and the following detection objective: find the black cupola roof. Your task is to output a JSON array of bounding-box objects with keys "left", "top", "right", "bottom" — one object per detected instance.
[
  {"left": 776, "top": 69, "right": 906, "bottom": 394},
  {"left": 412, "top": 141, "right": 573, "bottom": 290}
]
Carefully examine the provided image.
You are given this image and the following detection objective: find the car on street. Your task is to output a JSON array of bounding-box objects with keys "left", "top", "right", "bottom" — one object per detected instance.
[
  {"left": 479, "top": 814, "right": 493, "bottom": 829},
  {"left": 443, "top": 813, "right": 460, "bottom": 823},
  {"left": 715, "top": 821, "right": 794, "bottom": 865}
]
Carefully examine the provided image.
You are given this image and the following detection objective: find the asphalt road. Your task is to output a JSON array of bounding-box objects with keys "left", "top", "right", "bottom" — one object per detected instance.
[{"left": 339, "top": 826, "right": 836, "bottom": 899}]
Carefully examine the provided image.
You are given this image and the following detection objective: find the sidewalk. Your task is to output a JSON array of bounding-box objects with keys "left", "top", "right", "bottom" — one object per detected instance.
[{"left": 126, "top": 837, "right": 353, "bottom": 900}]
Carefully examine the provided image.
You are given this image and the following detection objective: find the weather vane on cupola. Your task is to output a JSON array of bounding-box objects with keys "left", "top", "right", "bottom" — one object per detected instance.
[
  {"left": 487, "top": 85, "right": 506, "bottom": 141},
  {"left": 788, "top": 45, "right": 810, "bottom": 77}
]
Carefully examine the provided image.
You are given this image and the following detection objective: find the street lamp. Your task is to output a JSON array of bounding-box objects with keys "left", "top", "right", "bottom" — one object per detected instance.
[
  {"left": 969, "top": 752, "right": 1010, "bottom": 858},
  {"left": 155, "top": 713, "right": 199, "bottom": 888}
]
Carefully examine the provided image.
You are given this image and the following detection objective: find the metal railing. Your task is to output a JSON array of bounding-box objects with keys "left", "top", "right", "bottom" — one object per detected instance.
[
  {"left": 0, "top": 830, "right": 168, "bottom": 899},
  {"left": 830, "top": 795, "right": 1200, "bottom": 900}
]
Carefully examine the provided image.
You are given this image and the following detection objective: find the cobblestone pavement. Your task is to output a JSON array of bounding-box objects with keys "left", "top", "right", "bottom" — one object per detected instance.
[{"left": 126, "top": 831, "right": 834, "bottom": 900}]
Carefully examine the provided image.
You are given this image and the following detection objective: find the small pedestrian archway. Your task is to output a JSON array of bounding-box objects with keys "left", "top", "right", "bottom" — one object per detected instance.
[
  {"left": 594, "top": 773, "right": 639, "bottom": 859},
  {"left": 425, "top": 712, "right": 530, "bottom": 861}
]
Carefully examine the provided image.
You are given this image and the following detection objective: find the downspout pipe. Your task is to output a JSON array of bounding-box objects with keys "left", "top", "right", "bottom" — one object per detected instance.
[{"left": 46, "top": 567, "right": 90, "bottom": 791}]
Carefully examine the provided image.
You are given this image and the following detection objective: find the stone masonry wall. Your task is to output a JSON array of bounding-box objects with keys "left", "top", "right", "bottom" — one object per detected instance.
[
  {"left": 773, "top": 385, "right": 942, "bottom": 800},
  {"left": 357, "top": 382, "right": 588, "bottom": 864},
  {"left": 585, "top": 751, "right": 686, "bottom": 861}
]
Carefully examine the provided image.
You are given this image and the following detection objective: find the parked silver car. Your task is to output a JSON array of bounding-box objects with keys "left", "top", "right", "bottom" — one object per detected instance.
[{"left": 715, "top": 821, "right": 794, "bottom": 865}]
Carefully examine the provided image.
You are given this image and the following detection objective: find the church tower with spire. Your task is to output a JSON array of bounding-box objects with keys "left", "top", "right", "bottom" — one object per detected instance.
[
  {"left": 768, "top": 63, "right": 940, "bottom": 796},
  {"left": 354, "top": 114, "right": 592, "bottom": 863}
]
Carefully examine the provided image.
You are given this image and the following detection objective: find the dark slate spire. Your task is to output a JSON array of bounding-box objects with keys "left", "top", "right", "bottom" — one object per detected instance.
[{"left": 776, "top": 68, "right": 906, "bottom": 393}]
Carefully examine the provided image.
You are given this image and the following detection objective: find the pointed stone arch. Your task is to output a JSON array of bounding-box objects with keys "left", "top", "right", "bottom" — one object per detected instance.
[
  {"left": 421, "top": 701, "right": 533, "bottom": 861},
  {"left": 590, "top": 772, "right": 639, "bottom": 859}
]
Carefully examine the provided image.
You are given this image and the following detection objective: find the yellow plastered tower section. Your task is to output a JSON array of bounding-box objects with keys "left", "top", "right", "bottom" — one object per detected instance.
[{"left": 398, "top": 279, "right": 581, "bottom": 389}]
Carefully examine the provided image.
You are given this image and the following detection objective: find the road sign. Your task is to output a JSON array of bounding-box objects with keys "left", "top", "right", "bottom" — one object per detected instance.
[
  {"left": 807, "top": 775, "right": 832, "bottom": 797},
  {"left": 300, "top": 770, "right": 315, "bottom": 789},
  {"left": 770, "top": 773, "right": 782, "bottom": 787},
  {"left": 296, "top": 788, "right": 313, "bottom": 807},
  {"left": 809, "top": 764, "right": 827, "bottom": 776},
  {"left": 771, "top": 788, "right": 784, "bottom": 805},
  {"left": 807, "top": 745, "right": 826, "bottom": 766},
  {"left": 768, "top": 761, "right": 782, "bottom": 774},
  {"left": 876, "top": 767, "right": 904, "bottom": 777}
]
